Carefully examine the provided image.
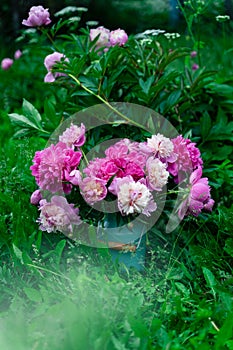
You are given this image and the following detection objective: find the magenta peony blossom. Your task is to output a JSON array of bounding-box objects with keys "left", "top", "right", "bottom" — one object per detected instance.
[
  {"left": 105, "top": 139, "right": 147, "bottom": 168},
  {"left": 1, "top": 58, "right": 13, "bottom": 70},
  {"left": 30, "top": 189, "right": 42, "bottom": 205},
  {"left": 63, "top": 148, "right": 82, "bottom": 182},
  {"left": 14, "top": 50, "right": 22, "bottom": 60},
  {"left": 167, "top": 135, "right": 203, "bottom": 182},
  {"left": 38, "top": 196, "right": 80, "bottom": 233},
  {"left": 85, "top": 158, "right": 144, "bottom": 183},
  {"left": 30, "top": 142, "right": 82, "bottom": 193},
  {"left": 80, "top": 177, "right": 107, "bottom": 205},
  {"left": 22, "top": 6, "right": 51, "bottom": 27},
  {"left": 44, "top": 52, "right": 68, "bottom": 83},
  {"left": 109, "top": 29, "right": 128, "bottom": 46},
  {"left": 59, "top": 123, "right": 86, "bottom": 148},
  {"left": 178, "top": 167, "right": 214, "bottom": 219},
  {"left": 90, "top": 26, "right": 110, "bottom": 49}
]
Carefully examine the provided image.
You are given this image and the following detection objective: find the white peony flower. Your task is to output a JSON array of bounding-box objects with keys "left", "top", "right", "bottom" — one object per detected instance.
[
  {"left": 117, "top": 178, "right": 157, "bottom": 216},
  {"left": 146, "top": 157, "right": 169, "bottom": 191},
  {"left": 147, "top": 133, "right": 174, "bottom": 159}
]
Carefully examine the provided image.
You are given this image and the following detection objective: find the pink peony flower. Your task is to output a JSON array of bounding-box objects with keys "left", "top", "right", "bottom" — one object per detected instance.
[
  {"left": 38, "top": 196, "right": 80, "bottom": 233},
  {"left": 146, "top": 134, "right": 174, "bottom": 159},
  {"left": 22, "top": 6, "right": 51, "bottom": 27},
  {"left": 30, "top": 142, "right": 82, "bottom": 193},
  {"left": 14, "top": 50, "right": 22, "bottom": 60},
  {"left": 59, "top": 123, "right": 86, "bottom": 148},
  {"left": 109, "top": 29, "right": 128, "bottom": 46},
  {"left": 105, "top": 141, "right": 129, "bottom": 159},
  {"left": 185, "top": 138, "right": 203, "bottom": 170},
  {"left": 116, "top": 177, "right": 157, "bottom": 216},
  {"left": 62, "top": 148, "right": 82, "bottom": 182},
  {"left": 167, "top": 135, "right": 203, "bottom": 182},
  {"left": 1, "top": 58, "right": 13, "bottom": 70},
  {"left": 90, "top": 26, "right": 110, "bottom": 49},
  {"left": 122, "top": 161, "right": 145, "bottom": 180},
  {"left": 30, "top": 189, "right": 42, "bottom": 205},
  {"left": 80, "top": 177, "right": 107, "bottom": 205},
  {"left": 44, "top": 52, "right": 68, "bottom": 83},
  {"left": 69, "top": 170, "right": 82, "bottom": 186},
  {"left": 105, "top": 139, "right": 147, "bottom": 168},
  {"left": 95, "top": 158, "right": 144, "bottom": 182},
  {"left": 178, "top": 167, "right": 214, "bottom": 219},
  {"left": 146, "top": 157, "right": 169, "bottom": 191},
  {"left": 84, "top": 157, "right": 107, "bottom": 181}
]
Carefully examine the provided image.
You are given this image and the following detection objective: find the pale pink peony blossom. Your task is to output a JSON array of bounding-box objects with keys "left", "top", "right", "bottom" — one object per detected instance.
[
  {"left": 146, "top": 134, "right": 174, "bottom": 159},
  {"left": 109, "top": 29, "right": 128, "bottom": 46},
  {"left": 30, "top": 189, "right": 42, "bottom": 205},
  {"left": 22, "top": 6, "right": 51, "bottom": 27},
  {"left": 1, "top": 58, "right": 13, "bottom": 70},
  {"left": 117, "top": 177, "right": 157, "bottom": 216},
  {"left": 38, "top": 196, "right": 80, "bottom": 233},
  {"left": 14, "top": 50, "right": 22, "bottom": 60},
  {"left": 80, "top": 177, "right": 107, "bottom": 205},
  {"left": 44, "top": 52, "right": 68, "bottom": 83},
  {"left": 59, "top": 123, "right": 86, "bottom": 148},
  {"left": 178, "top": 167, "right": 214, "bottom": 219},
  {"left": 146, "top": 157, "right": 169, "bottom": 191},
  {"left": 90, "top": 26, "right": 110, "bottom": 49}
]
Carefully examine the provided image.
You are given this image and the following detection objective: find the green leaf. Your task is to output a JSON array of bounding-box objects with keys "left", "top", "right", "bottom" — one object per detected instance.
[
  {"left": 215, "top": 312, "right": 233, "bottom": 350},
  {"left": 22, "top": 99, "right": 42, "bottom": 128},
  {"left": 139, "top": 76, "right": 154, "bottom": 95},
  {"left": 44, "top": 98, "right": 56, "bottom": 120},
  {"left": 12, "top": 128, "right": 33, "bottom": 138},
  {"left": 202, "top": 267, "right": 217, "bottom": 299},
  {"left": 54, "top": 239, "right": 66, "bottom": 263},
  {"left": 200, "top": 113, "right": 211, "bottom": 140},
  {"left": 224, "top": 238, "right": 233, "bottom": 257},
  {"left": 12, "top": 244, "right": 23, "bottom": 264},
  {"left": 208, "top": 82, "right": 233, "bottom": 96},
  {"left": 9, "top": 113, "right": 41, "bottom": 130},
  {"left": 163, "top": 89, "right": 182, "bottom": 113}
]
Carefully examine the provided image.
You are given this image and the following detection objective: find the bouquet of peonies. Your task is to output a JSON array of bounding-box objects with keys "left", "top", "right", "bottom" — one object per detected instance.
[{"left": 30, "top": 121, "right": 214, "bottom": 241}]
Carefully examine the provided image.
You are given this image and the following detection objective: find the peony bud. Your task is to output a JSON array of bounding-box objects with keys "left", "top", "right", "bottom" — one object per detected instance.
[{"left": 1, "top": 58, "right": 13, "bottom": 70}]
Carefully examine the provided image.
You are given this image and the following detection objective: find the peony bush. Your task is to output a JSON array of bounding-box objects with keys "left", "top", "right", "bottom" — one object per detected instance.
[{"left": 5, "top": 4, "right": 228, "bottom": 244}]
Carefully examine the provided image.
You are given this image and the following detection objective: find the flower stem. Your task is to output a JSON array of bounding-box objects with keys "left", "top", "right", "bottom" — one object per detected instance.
[{"left": 68, "top": 74, "right": 146, "bottom": 130}]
